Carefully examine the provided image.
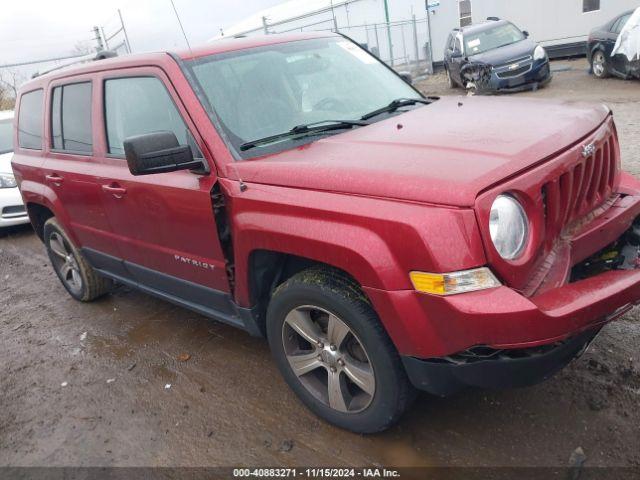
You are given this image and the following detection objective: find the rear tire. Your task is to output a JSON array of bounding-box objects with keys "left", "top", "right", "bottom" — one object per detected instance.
[
  {"left": 591, "top": 50, "right": 609, "bottom": 78},
  {"left": 43, "top": 218, "right": 113, "bottom": 302},
  {"left": 266, "top": 267, "right": 415, "bottom": 433}
]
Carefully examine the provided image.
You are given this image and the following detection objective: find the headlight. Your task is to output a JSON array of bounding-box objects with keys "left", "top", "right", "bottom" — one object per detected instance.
[
  {"left": 489, "top": 194, "right": 529, "bottom": 260},
  {"left": 533, "top": 45, "right": 547, "bottom": 61},
  {"left": 0, "top": 172, "right": 17, "bottom": 189}
]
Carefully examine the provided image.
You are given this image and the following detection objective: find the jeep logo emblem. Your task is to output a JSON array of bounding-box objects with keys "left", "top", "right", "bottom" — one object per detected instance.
[{"left": 582, "top": 143, "right": 596, "bottom": 158}]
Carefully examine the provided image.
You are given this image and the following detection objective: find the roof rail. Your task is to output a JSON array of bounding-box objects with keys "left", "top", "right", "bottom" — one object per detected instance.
[
  {"left": 486, "top": 16, "right": 500, "bottom": 21},
  {"left": 32, "top": 50, "right": 119, "bottom": 79},
  {"left": 94, "top": 50, "right": 118, "bottom": 60}
]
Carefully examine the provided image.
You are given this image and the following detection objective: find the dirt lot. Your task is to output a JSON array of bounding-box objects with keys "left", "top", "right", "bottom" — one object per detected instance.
[{"left": 1, "top": 59, "right": 639, "bottom": 468}]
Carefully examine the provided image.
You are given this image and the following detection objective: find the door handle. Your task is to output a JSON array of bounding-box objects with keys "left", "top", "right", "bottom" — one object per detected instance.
[
  {"left": 45, "top": 174, "right": 64, "bottom": 185},
  {"left": 102, "top": 183, "right": 127, "bottom": 198}
]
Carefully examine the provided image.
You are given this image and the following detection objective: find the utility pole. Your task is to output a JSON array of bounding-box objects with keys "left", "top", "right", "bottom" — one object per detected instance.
[
  {"left": 262, "top": 16, "right": 269, "bottom": 34},
  {"left": 383, "top": 0, "right": 394, "bottom": 66},
  {"left": 426, "top": 6, "right": 434, "bottom": 74},
  {"left": 118, "top": 9, "right": 132, "bottom": 54},
  {"left": 92, "top": 26, "right": 104, "bottom": 52},
  {"left": 330, "top": 0, "right": 338, "bottom": 32},
  {"left": 101, "top": 26, "right": 109, "bottom": 50}
]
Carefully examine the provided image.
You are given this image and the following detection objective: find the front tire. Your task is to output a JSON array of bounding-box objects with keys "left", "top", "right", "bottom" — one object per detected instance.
[
  {"left": 591, "top": 50, "right": 609, "bottom": 78},
  {"left": 266, "top": 268, "right": 414, "bottom": 433},
  {"left": 446, "top": 67, "right": 457, "bottom": 88},
  {"left": 43, "top": 218, "right": 113, "bottom": 302}
]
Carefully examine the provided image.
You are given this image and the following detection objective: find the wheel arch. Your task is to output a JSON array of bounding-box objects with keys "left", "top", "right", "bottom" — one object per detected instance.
[
  {"left": 25, "top": 202, "right": 55, "bottom": 241},
  {"left": 244, "top": 249, "right": 373, "bottom": 337}
]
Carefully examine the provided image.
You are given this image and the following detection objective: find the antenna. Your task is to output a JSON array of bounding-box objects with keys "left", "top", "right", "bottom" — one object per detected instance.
[{"left": 169, "top": 0, "right": 192, "bottom": 53}]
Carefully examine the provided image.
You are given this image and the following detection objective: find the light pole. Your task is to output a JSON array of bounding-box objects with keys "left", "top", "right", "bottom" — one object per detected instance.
[{"left": 383, "top": 0, "right": 394, "bottom": 66}]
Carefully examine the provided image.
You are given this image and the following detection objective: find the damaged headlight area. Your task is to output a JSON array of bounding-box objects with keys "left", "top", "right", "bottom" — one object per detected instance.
[
  {"left": 460, "top": 62, "right": 493, "bottom": 95},
  {"left": 0, "top": 172, "right": 17, "bottom": 189},
  {"left": 571, "top": 219, "right": 640, "bottom": 282}
]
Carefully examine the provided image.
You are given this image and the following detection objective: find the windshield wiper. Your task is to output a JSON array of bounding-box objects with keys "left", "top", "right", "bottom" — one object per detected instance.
[
  {"left": 239, "top": 120, "right": 369, "bottom": 152},
  {"left": 360, "top": 97, "right": 434, "bottom": 121}
]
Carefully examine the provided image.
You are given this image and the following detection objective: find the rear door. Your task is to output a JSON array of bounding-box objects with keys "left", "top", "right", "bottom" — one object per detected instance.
[
  {"left": 94, "top": 67, "right": 233, "bottom": 312},
  {"left": 43, "top": 77, "right": 122, "bottom": 262}
]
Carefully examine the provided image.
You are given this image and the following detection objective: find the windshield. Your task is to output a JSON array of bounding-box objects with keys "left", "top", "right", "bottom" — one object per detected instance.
[
  {"left": 185, "top": 37, "right": 422, "bottom": 158},
  {"left": 464, "top": 23, "right": 525, "bottom": 56},
  {"left": 0, "top": 119, "right": 13, "bottom": 155}
]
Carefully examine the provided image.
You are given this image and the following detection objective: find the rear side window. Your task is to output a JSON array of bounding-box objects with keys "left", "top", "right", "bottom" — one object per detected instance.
[
  {"left": 51, "top": 82, "right": 93, "bottom": 153},
  {"left": 18, "top": 89, "right": 44, "bottom": 150},
  {"left": 104, "top": 76, "right": 199, "bottom": 156}
]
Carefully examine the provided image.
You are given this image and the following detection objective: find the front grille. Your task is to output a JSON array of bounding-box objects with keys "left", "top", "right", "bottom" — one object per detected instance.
[
  {"left": 543, "top": 134, "right": 618, "bottom": 231},
  {"left": 495, "top": 55, "right": 532, "bottom": 68},
  {"left": 1, "top": 205, "right": 27, "bottom": 219},
  {"left": 497, "top": 64, "right": 532, "bottom": 78}
]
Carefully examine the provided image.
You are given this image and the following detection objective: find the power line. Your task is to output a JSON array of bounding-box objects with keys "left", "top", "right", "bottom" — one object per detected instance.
[{"left": 0, "top": 52, "right": 90, "bottom": 69}]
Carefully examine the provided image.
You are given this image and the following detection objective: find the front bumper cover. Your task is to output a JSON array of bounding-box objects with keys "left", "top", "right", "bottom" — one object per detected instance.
[
  {"left": 492, "top": 60, "right": 552, "bottom": 92},
  {"left": 401, "top": 327, "right": 600, "bottom": 396}
]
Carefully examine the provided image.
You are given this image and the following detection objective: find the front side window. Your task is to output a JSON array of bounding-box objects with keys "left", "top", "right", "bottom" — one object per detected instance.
[
  {"left": 18, "top": 89, "right": 44, "bottom": 150},
  {"left": 105, "top": 76, "right": 198, "bottom": 156},
  {"left": 454, "top": 34, "right": 464, "bottom": 55},
  {"left": 583, "top": 0, "right": 600, "bottom": 13},
  {"left": 464, "top": 23, "right": 525, "bottom": 56},
  {"left": 0, "top": 119, "right": 12, "bottom": 154},
  {"left": 51, "top": 82, "right": 93, "bottom": 153},
  {"left": 186, "top": 38, "right": 422, "bottom": 158}
]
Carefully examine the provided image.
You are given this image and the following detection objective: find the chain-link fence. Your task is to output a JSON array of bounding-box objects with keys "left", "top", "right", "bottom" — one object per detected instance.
[{"left": 261, "top": 14, "right": 435, "bottom": 76}]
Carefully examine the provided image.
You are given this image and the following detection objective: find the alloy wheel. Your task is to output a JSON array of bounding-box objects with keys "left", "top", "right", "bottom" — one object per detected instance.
[
  {"left": 592, "top": 51, "right": 606, "bottom": 77},
  {"left": 281, "top": 305, "right": 376, "bottom": 413},
  {"left": 49, "top": 231, "right": 83, "bottom": 296}
]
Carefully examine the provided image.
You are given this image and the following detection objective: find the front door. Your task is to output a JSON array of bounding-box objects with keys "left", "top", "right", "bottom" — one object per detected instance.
[
  {"left": 449, "top": 33, "right": 466, "bottom": 85},
  {"left": 94, "top": 68, "right": 232, "bottom": 312}
]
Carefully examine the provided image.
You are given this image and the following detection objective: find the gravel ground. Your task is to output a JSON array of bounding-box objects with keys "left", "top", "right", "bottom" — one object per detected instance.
[{"left": 1, "top": 59, "right": 639, "bottom": 468}]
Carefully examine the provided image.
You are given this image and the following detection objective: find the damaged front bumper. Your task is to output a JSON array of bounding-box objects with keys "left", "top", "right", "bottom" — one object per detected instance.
[
  {"left": 464, "top": 58, "right": 552, "bottom": 93},
  {"left": 365, "top": 193, "right": 640, "bottom": 396},
  {"left": 401, "top": 327, "right": 601, "bottom": 396},
  {"left": 492, "top": 60, "right": 552, "bottom": 92}
]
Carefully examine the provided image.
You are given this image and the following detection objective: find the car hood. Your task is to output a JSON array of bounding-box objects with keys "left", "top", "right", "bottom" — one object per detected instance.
[
  {"left": 468, "top": 38, "right": 536, "bottom": 65},
  {"left": 233, "top": 96, "right": 610, "bottom": 207}
]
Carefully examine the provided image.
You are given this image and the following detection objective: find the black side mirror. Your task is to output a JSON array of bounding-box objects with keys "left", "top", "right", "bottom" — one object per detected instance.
[
  {"left": 523, "top": 30, "right": 530, "bottom": 38},
  {"left": 124, "top": 131, "right": 205, "bottom": 176}
]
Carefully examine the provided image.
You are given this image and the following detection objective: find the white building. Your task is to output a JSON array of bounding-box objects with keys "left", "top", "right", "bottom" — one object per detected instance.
[{"left": 216, "top": 0, "right": 640, "bottom": 66}]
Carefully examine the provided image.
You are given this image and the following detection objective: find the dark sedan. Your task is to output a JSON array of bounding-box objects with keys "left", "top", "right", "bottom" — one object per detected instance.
[
  {"left": 587, "top": 10, "right": 635, "bottom": 79},
  {"left": 443, "top": 19, "right": 552, "bottom": 93}
]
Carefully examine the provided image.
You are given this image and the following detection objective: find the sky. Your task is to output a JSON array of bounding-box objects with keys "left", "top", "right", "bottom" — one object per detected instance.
[{"left": 0, "top": 0, "right": 284, "bottom": 79}]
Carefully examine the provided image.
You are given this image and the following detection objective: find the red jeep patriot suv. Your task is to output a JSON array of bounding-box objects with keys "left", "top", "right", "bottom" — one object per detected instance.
[{"left": 11, "top": 33, "right": 640, "bottom": 433}]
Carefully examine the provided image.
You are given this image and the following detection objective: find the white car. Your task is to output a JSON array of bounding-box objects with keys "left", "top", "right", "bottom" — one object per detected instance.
[{"left": 0, "top": 110, "right": 29, "bottom": 229}]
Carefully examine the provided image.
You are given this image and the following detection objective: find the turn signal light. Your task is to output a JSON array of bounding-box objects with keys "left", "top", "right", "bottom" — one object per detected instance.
[{"left": 410, "top": 268, "right": 501, "bottom": 296}]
